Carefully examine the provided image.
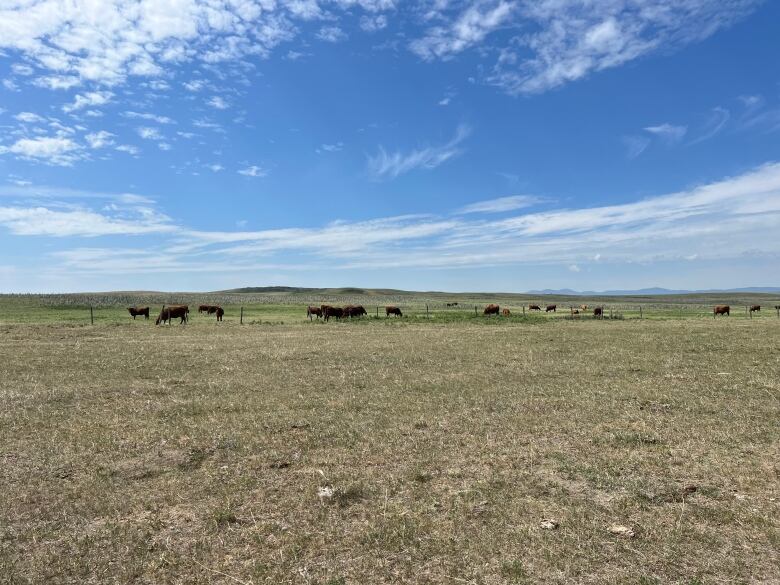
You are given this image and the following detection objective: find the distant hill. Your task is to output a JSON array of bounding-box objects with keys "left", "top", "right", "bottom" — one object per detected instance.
[{"left": 526, "top": 287, "right": 780, "bottom": 296}]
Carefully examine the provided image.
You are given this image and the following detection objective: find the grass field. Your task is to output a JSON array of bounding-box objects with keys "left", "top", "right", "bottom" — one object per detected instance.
[{"left": 1, "top": 293, "right": 778, "bottom": 583}]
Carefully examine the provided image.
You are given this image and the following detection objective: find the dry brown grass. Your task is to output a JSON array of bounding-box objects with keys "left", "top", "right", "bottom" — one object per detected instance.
[{"left": 0, "top": 318, "right": 778, "bottom": 584}]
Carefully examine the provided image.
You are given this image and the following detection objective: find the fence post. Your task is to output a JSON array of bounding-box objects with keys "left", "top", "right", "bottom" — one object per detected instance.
[
  {"left": 523, "top": 305, "right": 525, "bottom": 316},
  {"left": 474, "top": 305, "right": 477, "bottom": 316},
  {"left": 240, "top": 306, "right": 244, "bottom": 325},
  {"left": 639, "top": 306, "right": 642, "bottom": 320},
  {"left": 90, "top": 306, "right": 94, "bottom": 325},
  {"left": 426, "top": 304, "right": 429, "bottom": 318},
  {"left": 376, "top": 306, "right": 379, "bottom": 317},
  {"left": 745, "top": 306, "right": 748, "bottom": 319}
]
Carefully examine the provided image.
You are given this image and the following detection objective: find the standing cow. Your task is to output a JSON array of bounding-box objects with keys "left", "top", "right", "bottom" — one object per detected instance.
[
  {"left": 215, "top": 307, "right": 224, "bottom": 321},
  {"left": 344, "top": 305, "right": 367, "bottom": 318},
  {"left": 593, "top": 307, "right": 603, "bottom": 318},
  {"left": 307, "top": 306, "right": 323, "bottom": 320},
  {"left": 750, "top": 305, "right": 760, "bottom": 313},
  {"left": 127, "top": 307, "right": 149, "bottom": 320},
  {"left": 323, "top": 306, "right": 344, "bottom": 321},
  {"left": 386, "top": 306, "right": 403, "bottom": 317},
  {"left": 484, "top": 304, "right": 500, "bottom": 316},
  {"left": 529, "top": 304, "right": 541, "bottom": 311},
  {"left": 502, "top": 308, "right": 511, "bottom": 316},
  {"left": 713, "top": 305, "right": 730, "bottom": 317},
  {"left": 546, "top": 305, "right": 557, "bottom": 313},
  {"left": 156, "top": 305, "right": 189, "bottom": 325}
]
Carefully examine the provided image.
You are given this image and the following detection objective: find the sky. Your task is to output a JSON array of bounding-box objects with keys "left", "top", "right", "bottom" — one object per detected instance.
[{"left": 0, "top": 0, "right": 779, "bottom": 293}]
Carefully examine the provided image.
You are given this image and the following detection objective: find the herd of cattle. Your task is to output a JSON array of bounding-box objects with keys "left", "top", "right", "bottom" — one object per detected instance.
[
  {"left": 127, "top": 304, "right": 223, "bottom": 324},
  {"left": 307, "top": 304, "right": 403, "bottom": 320},
  {"left": 125, "top": 302, "right": 778, "bottom": 325}
]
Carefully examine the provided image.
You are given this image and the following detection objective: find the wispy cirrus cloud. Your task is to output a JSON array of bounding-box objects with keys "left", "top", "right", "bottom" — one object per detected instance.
[
  {"left": 457, "top": 195, "right": 542, "bottom": 214},
  {"left": 3, "top": 162, "right": 779, "bottom": 278},
  {"left": 367, "top": 124, "right": 470, "bottom": 179},
  {"left": 644, "top": 123, "right": 687, "bottom": 142}
]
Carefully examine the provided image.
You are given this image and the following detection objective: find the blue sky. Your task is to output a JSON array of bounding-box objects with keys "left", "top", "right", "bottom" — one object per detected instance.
[{"left": 1, "top": 0, "right": 779, "bottom": 293}]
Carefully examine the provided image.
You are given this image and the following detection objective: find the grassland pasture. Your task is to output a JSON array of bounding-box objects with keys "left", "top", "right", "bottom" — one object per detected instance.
[{"left": 0, "top": 291, "right": 778, "bottom": 583}]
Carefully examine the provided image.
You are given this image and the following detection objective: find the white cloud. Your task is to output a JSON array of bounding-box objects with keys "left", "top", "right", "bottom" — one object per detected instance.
[
  {"left": 360, "top": 14, "right": 388, "bottom": 32},
  {"left": 623, "top": 135, "right": 651, "bottom": 159},
  {"left": 62, "top": 91, "right": 113, "bottom": 113},
  {"left": 0, "top": 206, "right": 175, "bottom": 237},
  {"left": 11, "top": 63, "right": 34, "bottom": 76},
  {"left": 690, "top": 107, "right": 730, "bottom": 145},
  {"left": 207, "top": 96, "right": 229, "bottom": 110},
  {"left": 3, "top": 79, "right": 20, "bottom": 91},
  {"left": 644, "top": 123, "right": 687, "bottom": 142},
  {"left": 123, "top": 111, "right": 174, "bottom": 124},
  {"left": 438, "top": 97, "right": 451, "bottom": 106},
  {"left": 158, "top": 142, "right": 172, "bottom": 151},
  {"left": 458, "top": 195, "right": 541, "bottom": 214},
  {"left": 317, "top": 142, "right": 344, "bottom": 153},
  {"left": 15, "top": 112, "right": 47, "bottom": 124},
  {"left": 367, "top": 124, "right": 470, "bottom": 179},
  {"left": 116, "top": 144, "right": 140, "bottom": 156},
  {"left": 209, "top": 164, "right": 224, "bottom": 172},
  {"left": 0, "top": 136, "right": 82, "bottom": 166},
  {"left": 411, "top": 1, "right": 515, "bottom": 60},
  {"left": 85, "top": 130, "right": 115, "bottom": 149},
  {"left": 568, "top": 264, "right": 581, "bottom": 272},
  {"left": 136, "top": 126, "right": 163, "bottom": 140},
  {"left": 238, "top": 165, "right": 269, "bottom": 177},
  {"left": 183, "top": 79, "right": 208, "bottom": 92},
  {"left": 317, "top": 26, "right": 347, "bottom": 43},
  {"left": 32, "top": 75, "right": 80, "bottom": 90}
]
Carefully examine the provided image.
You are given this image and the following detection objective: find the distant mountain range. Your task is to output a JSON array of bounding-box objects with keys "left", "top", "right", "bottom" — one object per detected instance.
[{"left": 525, "top": 287, "right": 780, "bottom": 296}]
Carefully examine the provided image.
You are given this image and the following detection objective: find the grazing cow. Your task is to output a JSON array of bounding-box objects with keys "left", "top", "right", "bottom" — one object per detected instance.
[
  {"left": 580, "top": 305, "right": 588, "bottom": 311},
  {"left": 570, "top": 308, "right": 579, "bottom": 315},
  {"left": 198, "top": 304, "right": 210, "bottom": 314},
  {"left": 307, "top": 306, "right": 323, "bottom": 320},
  {"left": 216, "top": 307, "right": 224, "bottom": 321},
  {"left": 207, "top": 306, "right": 219, "bottom": 314},
  {"left": 484, "top": 304, "right": 500, "bottom": 316},
  {"left": 344, "top": 305, "right": 367, "bottom": 318},
  {"left": 529, "top": 304, "right": 541, "bottom": 311},
  {"left": 713, "top": 305, "right": 730, "bottom": 317},
  {"left": 446, "top": 302, "right": 459, "bottom": 307},
  {"left": 127, "top": 306, "right": 149, "bottom": 320},
  {"left": 750, "top": 305, "right": 761, "bottom": 313},
  {"left": 323, "top": 306, "right": 344, "bottom": 321},
  {"left": 156, "top": 305, "right": 189, "bottom": 325},
  {"left": 546, "top": 304, "right": 557, "bottom": 313},
  {"left": 386, "top": 306, "right": 403, "bottom": 317},
  {"left": 593, "top": 307, "right": 603, "bottom": 318},
  {"left": 502, "top": 308, "right": 511, "bottom": 316}
]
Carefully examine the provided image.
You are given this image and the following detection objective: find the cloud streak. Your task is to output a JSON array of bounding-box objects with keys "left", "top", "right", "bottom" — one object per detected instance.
[{"left": 367, "top": 125, "right": 470, "bottom": 179}]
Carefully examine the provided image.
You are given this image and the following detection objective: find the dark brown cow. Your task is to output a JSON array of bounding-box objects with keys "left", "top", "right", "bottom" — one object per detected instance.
[
  {"left": 156, "top": 305, "right": 189, "bottom": 325},
  {"left": 529, "top": 304, "right": 541, "bottom": 311},
  {"left": 484, "top": 304, "right": 500, "bottom": 316},
  {"left": 307, "top": 306, "right": 323, "bottom": 320},
  {"left": 546, "top": 304, "right": 557, "bottom": 313},
  {"left": 713, "top": 305, "right": 730, "bottom": 317},
  {"left": 502, "top": 308, "right": 511, "bottom": 316},
  {"left": 216, "top": 307, "right": 224, "bottom": 321},
  {"left": 127, "top": 306, "right": 149, "bottom": 320},
  {"left": 750, "top": 305, "right": 760, "bottom": 313},
  {"left": 446, "top": 302, "right": 459, "bottom": 307},
  {"left": 593, "top": 307, "right": 603, "bottom": 317},
  {"left": 343, "top": 305, "right": 367, "bottom": 318},
  {"left": 207, "top": 306, "right": 219, "bottom": 314},
  {"left": 323, "top": 306, "right": 344, "bottom": 321},
  {"left": 386, "top": 306, "right": 402, "bottom": 317},
  {"left": 198, "top": 304, "right": 210, "bottom": 313}
]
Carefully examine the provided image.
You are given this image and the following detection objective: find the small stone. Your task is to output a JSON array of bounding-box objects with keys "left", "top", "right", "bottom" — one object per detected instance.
[
  {"left": 539, "top": 519, "right": 559, "bottom": 530},
  {"left": 317, "top": 486, "right": 334, "bottom": 505},
  {"left": 608, "top": 524, "right": 635, "bottom": 538},
  {"left": 683, "top": 484, "right": 697, "bottom": 495}
]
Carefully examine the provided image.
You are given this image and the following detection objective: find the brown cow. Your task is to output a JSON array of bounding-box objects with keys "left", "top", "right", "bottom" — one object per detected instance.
[
  {"left": 344, "top": 305, "right": 367, "bottom": 318},
  {"left": 570, "top": 308, "right": 579, "bottom": 315},
  {"left": 750, "top": 305, "right": 760, "bottom": 313},
  {"left": 323, "top": 306, "right": 344, "bottom": 321},
  {"left": 502, "top": 308, "right": 511, "bottom": 316},
  {"left": 198, "top": 304, "right": 210, "bottom": 314},
  {"left": 484, "top": 304, "right": 500, "bottom": 316},
  {"left": 714, "top": 305, "right": 730, "bottom": 317},
  {"left": 307, "top": 306, "right": 322, "bottom": 320},
  {"left": 216, "top": 307, "right": 224, "bottom": 321},
  {"left": 593, "top": 307, "right": 603, "bottom": 317},
  {"left": 207, "top": 306, "right": 219, "bottom": 314},
  {"left": 127, "top": 306, "right": 149, "bottom": 320},
  {"left": 156, "top": 305, "right": 189, "bottom": 325},
  {"left": 386, "top": 306, "right": 403, "bottom": 317},
  {"left": 529, "top": 304, "right": 541, "bottom": 311},
  {"left": 446, "top": 302, "right": 459, "bottom": 307},
  {"left": 579, "top": 304, "right": 588, "bottom": 311},
  {"left": 546, "top": 304, "right": 556, "bottom": 313}
]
